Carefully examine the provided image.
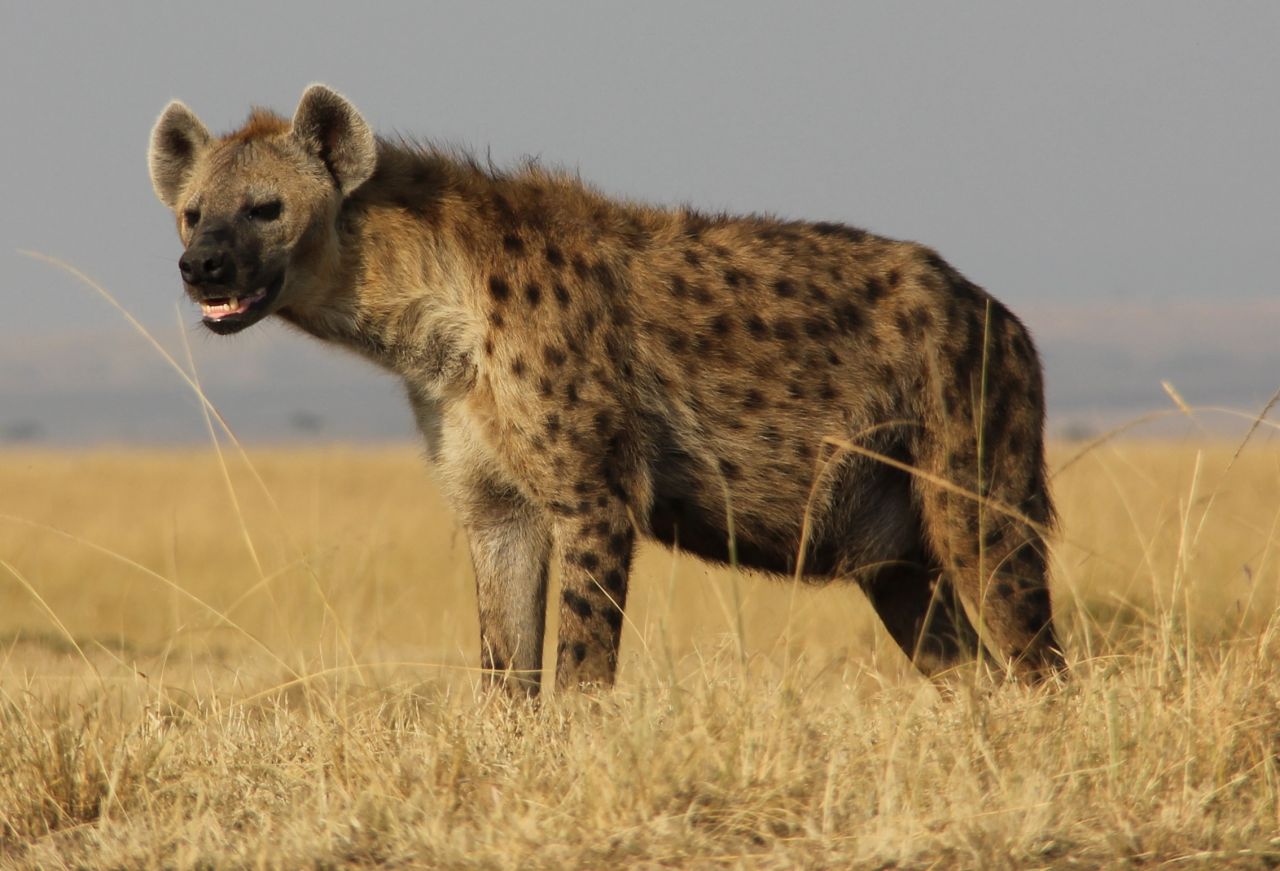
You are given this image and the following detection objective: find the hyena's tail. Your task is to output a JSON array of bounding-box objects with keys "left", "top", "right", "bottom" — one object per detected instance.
[{"left": 912, "top": 268, "right": 1065, "bottom": 682}]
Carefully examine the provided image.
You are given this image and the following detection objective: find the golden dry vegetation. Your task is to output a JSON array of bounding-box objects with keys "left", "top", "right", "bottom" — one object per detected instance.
[{"left": 2, "top": 433, "right": 1280, "bottom": 868}]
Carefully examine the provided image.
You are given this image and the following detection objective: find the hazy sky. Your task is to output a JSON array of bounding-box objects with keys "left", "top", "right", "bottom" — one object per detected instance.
[{"left": 2, "top": 3, "right": 1278, "bottom": 442}]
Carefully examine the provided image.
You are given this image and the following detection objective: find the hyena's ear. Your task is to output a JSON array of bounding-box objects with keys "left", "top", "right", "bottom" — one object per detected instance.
[
  {"left": 149, "top": 101, "right": 212, "bottom": 208},
  {"left": 291, "top": 84, "right": 377, "bottom": 196}
]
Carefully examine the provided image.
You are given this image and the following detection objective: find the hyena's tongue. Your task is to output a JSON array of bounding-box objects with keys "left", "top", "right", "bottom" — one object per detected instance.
[{"left": 200, "top": 287, "right": 268, "bottom": 319}]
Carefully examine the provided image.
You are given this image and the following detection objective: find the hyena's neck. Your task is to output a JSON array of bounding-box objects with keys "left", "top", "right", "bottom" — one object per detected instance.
[
  {"left": 281, "top": 145, "right": 511, "bottom": 397},
  {"left": 281, "top": 140, "right": 648, "bottom": 399}
]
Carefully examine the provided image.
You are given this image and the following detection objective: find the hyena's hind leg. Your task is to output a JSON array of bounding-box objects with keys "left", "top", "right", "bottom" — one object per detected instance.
[
  {"left": 919, "top": 303, "right": 1066, "bottom": 683},
  {"left": 860, "top": 556, "right": 982, "bottom": 680},
  {"left": 946, "top": 500, "right": 1065, "bottom": 683}
]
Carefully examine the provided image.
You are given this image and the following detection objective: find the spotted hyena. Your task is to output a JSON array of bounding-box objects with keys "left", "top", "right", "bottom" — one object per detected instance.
[{"left": 148, "top": 84, "right": 1064, "bottom": 694}]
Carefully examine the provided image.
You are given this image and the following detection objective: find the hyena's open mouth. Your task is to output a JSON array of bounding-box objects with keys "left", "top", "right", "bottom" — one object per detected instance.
[{"left": 198, "top": 272, "right": 285, "bottom": 335}]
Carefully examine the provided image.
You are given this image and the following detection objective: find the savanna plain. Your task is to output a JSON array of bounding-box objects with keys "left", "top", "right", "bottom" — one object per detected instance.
[{"left": 2, "top": 426, "right": 1280, "bottom": 869}]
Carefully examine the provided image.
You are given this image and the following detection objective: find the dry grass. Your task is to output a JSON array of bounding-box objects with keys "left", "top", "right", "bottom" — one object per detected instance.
[{"left": 2, "top": 436, "right": 1280, "bottom": 868}]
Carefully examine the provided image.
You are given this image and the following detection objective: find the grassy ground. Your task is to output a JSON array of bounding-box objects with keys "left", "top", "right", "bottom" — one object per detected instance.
[{"left": 2, "top": 435, "right": 1280, "bottom": 868}]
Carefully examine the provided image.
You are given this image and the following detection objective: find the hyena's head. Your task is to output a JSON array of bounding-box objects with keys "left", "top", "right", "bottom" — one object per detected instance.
[{"left": 148, "top": 84, "right": 376, "bottom": 335}]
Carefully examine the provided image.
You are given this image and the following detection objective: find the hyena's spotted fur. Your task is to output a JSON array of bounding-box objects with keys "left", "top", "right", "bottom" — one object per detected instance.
[{"left": 149, "top": 85, "right": 1064, "bottom": 694}]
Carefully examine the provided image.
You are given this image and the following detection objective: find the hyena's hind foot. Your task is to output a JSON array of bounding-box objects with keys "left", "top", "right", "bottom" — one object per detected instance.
[{"left": 959, "top": 524, "right": 1067, "bottom": 685}]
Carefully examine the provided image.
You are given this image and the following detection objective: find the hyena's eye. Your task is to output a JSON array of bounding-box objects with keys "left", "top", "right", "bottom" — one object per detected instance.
[
  {"left": 246, "top": 201, "right": 282, "bottom": 222},
  {"left": 183, "top": 208, "right": 201, "bottom": 228}
]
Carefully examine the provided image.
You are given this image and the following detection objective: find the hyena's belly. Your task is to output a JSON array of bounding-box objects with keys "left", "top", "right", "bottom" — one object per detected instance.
[{"left": 642, "top": 409, "right": 921, "bottom": 579}]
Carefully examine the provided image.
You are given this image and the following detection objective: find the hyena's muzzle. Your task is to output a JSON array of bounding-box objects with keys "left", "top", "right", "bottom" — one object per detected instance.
[{"left": 179, "top": 217, "right": 286, "bottom": 336}]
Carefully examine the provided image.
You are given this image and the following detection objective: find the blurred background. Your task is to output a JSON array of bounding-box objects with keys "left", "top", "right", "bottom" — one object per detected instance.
[{"left": 2, "top": 2, "right": 1277, "bottom": 445}]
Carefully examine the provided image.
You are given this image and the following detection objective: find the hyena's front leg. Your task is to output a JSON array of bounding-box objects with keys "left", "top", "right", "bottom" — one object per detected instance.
[
  {"left": 419, "top": 395, "right": 552, "bottom": 695},
  {"left": 464, "top": 485, "right": 552, "bottom": 696},
  {"left": 551, "top": 488, "right": 636, "bottom": 690},
  {"left": 442, "top": 453, "right": 551, "bottom": 694}
]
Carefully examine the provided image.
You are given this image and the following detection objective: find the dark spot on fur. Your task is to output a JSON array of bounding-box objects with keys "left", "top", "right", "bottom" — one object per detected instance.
[
  {"left": 718, "top": 458, "right": 741, "bottom": 480},
  {"left": 572, "top": 641, "right": 588, "bottom": 663},
  {"left": 725, "top": 268, "right": 749, "bottom": 288},
  {"left": 693, "top": 285, "right": 714, "bottom": 305},
  {"left": 772, "top": 319, "right": 797, "bottom": 343},
  {"left": 1023, "top": 587, "right": 1050, "bottom": 607},
  {"left": 670, "top": 275, "right": 688, "bottom": 299},
  {"left": 819, "top": 381, "right": 839, "bottom": 401},
  {"left": 565, "top": 591, "right": 593, "bottom": 619},
  {"left": 608, "top": 532, "right": 629, "bottom": 556},
  {"left": 553, "top": 283, "right": 571, "bottom": 308},
  {"left": 502, "top": 233, "right": 524, "bottom": 254},
  {"left": 575, "top": 551, "right": 601, "bottom": 571},
  {"left": 490, "top": 193, "right": 515, "bottom": 222},
  {"left": 604, "top": 570, "right": 625, "bottom": 595},
  {"left": 684, "top": 249, "right": 702, "bottom": 267},
  {"left": 510, "top": 357, "right": 526, "bottom": 377},
  {"left": 865, "top": 277, "right": 888, "bottom": 303},
  {"left": 666, "top": 329, "right": 690, "bottom": 354},
  {"left": 544, "top": 413, "right": 561, "bottom": 438},
  {"left": 772, "top": 278, "right": 796, "bottom": 298},
  {"left": 545, "top": 245, "right": 565, "bottom": 268},
  {"left": 995, "top": 581, "right": 1014, "bottom": 600},
  {"left": 483, "top": 337, "right": 494, "bottom": 356},
  {"left": 803, "top": 317, "right": 830, "bottom": 339},
  {"left": 590, "top": 262, "right": 617, "bottom": 292},
  {"left": 524, "top": 283, "right": 542, "bottom": 307},
  {"left": 743, "top": 389, "right": 765, "bottom": 410},
  {"left": 887, "top": 268, "right": 902, "bottom": 288},
  {"left": 544, "top": 345, "right": 567, "bottom": 367},
  {"left": 572, "top": 255, "right": 590, "bottom": 279},
  {"left": 787, "top": 382, "right": 805, "bottom": 400},
  {"left": 807, "top": 283, "right": 829, "bottom": 303},
  {"left": 566, "top": 381, "right": 579, "bottom": 405},
  {"left": 834, "top": 301, "right": 864, "bottom": 334},
  {"left": 746, "top": 315, "right": 768, "bottom": 339},
  {"left": 604, "top": 608, "right": 624, "bottom": 633},
  {"left": 488, "top": 276, "right": 511, "bottom": 302}
]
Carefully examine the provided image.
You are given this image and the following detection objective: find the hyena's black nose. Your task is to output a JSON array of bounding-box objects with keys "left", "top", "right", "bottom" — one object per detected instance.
[{"left": 179, "top": 248, "right": 232, "bottom": 286}]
